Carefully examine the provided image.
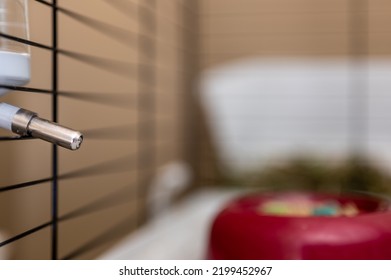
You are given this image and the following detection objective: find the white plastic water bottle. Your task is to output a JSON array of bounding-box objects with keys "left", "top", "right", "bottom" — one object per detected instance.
[{"left": 0, "top": 0, "right": 30, "bottom": 96}]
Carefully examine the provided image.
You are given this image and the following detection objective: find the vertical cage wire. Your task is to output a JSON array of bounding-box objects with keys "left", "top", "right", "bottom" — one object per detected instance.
[{"left": 0, "top": 0, "right": 196, "bottom": 260}]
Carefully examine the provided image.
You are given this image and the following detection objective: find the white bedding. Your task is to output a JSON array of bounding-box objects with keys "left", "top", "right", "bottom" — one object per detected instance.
[{"left": 99, "top": 188, "right": 243, "bottom": 260}]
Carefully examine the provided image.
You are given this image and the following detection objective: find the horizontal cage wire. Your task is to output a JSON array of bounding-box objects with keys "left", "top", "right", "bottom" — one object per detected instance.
[{"left": 0, "top": 0, "right": 193, "bottom": 260}]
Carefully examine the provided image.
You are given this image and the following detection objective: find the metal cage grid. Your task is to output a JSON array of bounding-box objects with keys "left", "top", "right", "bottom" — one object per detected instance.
[{"left": 0, "top": 0, "right": 197, "bottom": 260}]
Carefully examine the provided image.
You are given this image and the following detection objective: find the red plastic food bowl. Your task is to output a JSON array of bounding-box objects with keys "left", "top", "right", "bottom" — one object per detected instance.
[{"left": 207, "top": 192, "right": 391, "bottom": 259}]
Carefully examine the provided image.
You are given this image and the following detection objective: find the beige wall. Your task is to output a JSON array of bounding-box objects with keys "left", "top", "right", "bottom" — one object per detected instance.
[
  {"left": 199, "top": 0, "right": 391, "bottom": 69},
  {"left": 0, "top": 0, "right": 194, "bottom": 259}
]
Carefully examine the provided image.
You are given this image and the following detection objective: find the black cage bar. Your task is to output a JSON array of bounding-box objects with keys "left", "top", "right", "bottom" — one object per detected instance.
[{"left": 0, "top": 0, "right": 194, "bottom": 260}]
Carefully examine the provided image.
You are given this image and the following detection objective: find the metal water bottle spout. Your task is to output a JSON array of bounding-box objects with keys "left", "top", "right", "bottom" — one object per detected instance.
[{"left": 0, "top": 103, "right": 83, "bottom": 150}]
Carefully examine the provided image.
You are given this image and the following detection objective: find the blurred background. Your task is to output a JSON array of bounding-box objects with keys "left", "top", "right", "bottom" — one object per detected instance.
[{"left": 1, "top": 0, "right": 391, "bottom": 259}]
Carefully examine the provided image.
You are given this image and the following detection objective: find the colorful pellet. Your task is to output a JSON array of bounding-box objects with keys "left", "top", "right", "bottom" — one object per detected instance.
[{"left": 259, "top": 198, "right": 359, "bottom": 217}]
